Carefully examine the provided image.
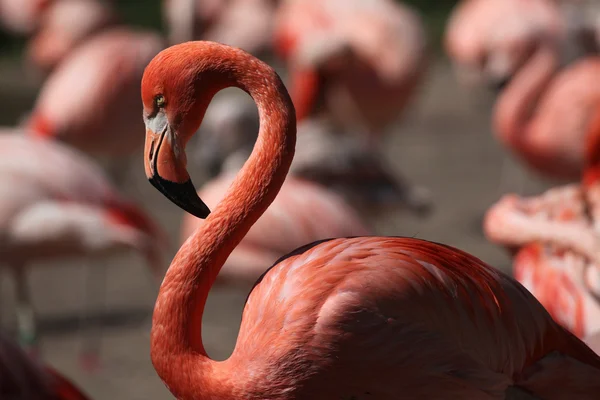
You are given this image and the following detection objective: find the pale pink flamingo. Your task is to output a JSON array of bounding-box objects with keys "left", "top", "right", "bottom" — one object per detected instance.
[
  {"left": 0, "top": 0, "right": 50, "bottom": 35},
  {"left": 180, "top": 172, "right": 370, "bottom": 285},
  {"left": 445, "top": 0, "right": 566, "bottom": 90},
  {"left": 25, "top": 0, "right": 118, "bottom": 74},
  {"left": 0, "top": 331, "right": 89, "bottom": 399},
  {"left": 493, "top": 38, "right": 600, "bottom": 181},
  {"left": 484, "top": 106, "right": 600, "bottom": 339},
  {"left": 142, "top": 41, "right": 600, "bottom": 399},
  {"left": 0, "top": 130, "right": 166, "bottom": 370},
  {"left": 24, "top": 28, "right": 164, "bottom": 184},
  {"left": 274, "top": 0, "right": 428, "bottom": 143},
  {"left": 192, "top": 93, "right": 432, "bottom": 214},
  {"left": 163, "top": 0, "right": 278, "bottom": 58}
]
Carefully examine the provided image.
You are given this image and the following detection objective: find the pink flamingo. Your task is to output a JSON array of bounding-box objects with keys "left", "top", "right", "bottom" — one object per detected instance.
[
  {"left": 0, "top": 130, "right": 166, "bottom": 369},
  {"left": 25, "top": 28, "right": 164, "bottom": 183},
  {"left": 180, "top": 172, "right": 370, "bottom": 285},
  {"left": 163, "top": 0, "right": 278, "bottom": 58},
  {"left": 0, "top": 0, "right": 50, "bottom": 35},
  {"left": 274, "top": 0, "right": 428, "bottom": 143},
  {"left": 0, "top": 331, "right": 89, "bottom": 399},
  {"left": 142, "top": 41, "right": 600, "bottom": 399},
  {"left": 493, "top": 37, "right": 600, "bottom": 181},
  {"left": 484, "top": 106, "right": 600, "bottom": 339},
  {"left": 25, "top": 0, "right": 117, "bottom": 74},
  {"left": 445, "top": 0, "right": 566, "bottom": 90}
]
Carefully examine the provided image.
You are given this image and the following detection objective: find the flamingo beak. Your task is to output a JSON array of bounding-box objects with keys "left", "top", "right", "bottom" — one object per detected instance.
[{"left": 144, "top": 113, "right": 211, "bottom": 219}]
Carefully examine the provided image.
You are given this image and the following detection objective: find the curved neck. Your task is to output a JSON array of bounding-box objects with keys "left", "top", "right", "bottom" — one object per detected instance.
[
  {"left": 493, "top": 41, "right": 559, "bottom": 150},
  {"left": 150, "top": 46, "right": 296, "bottom": 399}
]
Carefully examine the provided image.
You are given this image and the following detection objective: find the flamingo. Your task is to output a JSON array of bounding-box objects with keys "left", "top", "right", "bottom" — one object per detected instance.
[
  {"left": 274, "top": 0, "right": 427, "bottom": 143},
  {"left": 0, "top": 130, "right": 166, "bottom": 369},
  {"left": 0, "top": 0, "right": 50, "bottom": 35},
  {"left": 587, "top": 331, "right": 600, "bottom": 354},
  {"left": 24, "top": 28, "right": 164, "bottom": 185},
  {"left": 445, "top": 0, "right": 567, "bottom": 91},
  {"left": 180, "top": 172, "right": 370, "bottom": 285},
  {"left": 484, "top": 106, "right": 600, "bottom": 339},
  {"left": 0, "top": 331, "right": 89, "bottom": 399},
  {"left": 192, "top": 92, "right": 432, "bottom": 214},
  {"left": 25, "top": 0, "right": 117, "bottom": 74},
  {"left": 163, "top": 0, "right": 278, "bottom": 58},
  {"left": 493, "top": 37, "right": 600, "bottom": 181},
  {"left": 141, "top": 41, "right": 600, "bottom": 399}
]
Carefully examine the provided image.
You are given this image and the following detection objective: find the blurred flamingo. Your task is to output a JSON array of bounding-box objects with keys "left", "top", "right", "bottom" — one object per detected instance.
[
  {"left": 26, "top": 0, "right": 118, "bottom": 74},
  {"left": 142, "top": 41, "right": 600, "bottom": 399},
  {"left": 445, "top": 0, "right": 567, "bottom": 90},
  {"left": 24, "top": 28, "right": 164, "bottom": 185},
  {"left": 493, "top": 37, "right": 600, "bottom": 181},
  {"left": 0, "top": 331, "right": 89, "bottom": 399},
  {"left": 274, "top": 0, "right": 427, "bottom": 143},
  {"left": 0, "top": 130, "right": 166, "bottom": 370},
  {"left": 484, "top": 106, "right": 600, "bottom": 339},
  {"left": 180, "top": 173, "right": 370, "bottom": 285},
  {"left": 163, "top": 0, "right": 278, "bottom": 58},
  {"left": 587, "top": 331, "right": 600, "bottom": 354},
  {"left": 192, "top": 92, "right": 432, "bottom": 215},
  {"left": 0, "top": 0, "right": 50, "bottom": 35}
]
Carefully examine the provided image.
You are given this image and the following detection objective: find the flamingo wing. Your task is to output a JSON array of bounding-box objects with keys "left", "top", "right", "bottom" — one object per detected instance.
[{"left": 231, "top": 237, "right": 600, "bottom": 398}]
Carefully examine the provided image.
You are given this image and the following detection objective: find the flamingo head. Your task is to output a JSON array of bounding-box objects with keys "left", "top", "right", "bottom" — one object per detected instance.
[{"left": 141, "top": 42, "right": 220, "bottom": 219}]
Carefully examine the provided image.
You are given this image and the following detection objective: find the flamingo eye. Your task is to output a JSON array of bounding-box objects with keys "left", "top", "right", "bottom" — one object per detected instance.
[{"left": 155, "top": 94, "right": 166, "bottom": 108}]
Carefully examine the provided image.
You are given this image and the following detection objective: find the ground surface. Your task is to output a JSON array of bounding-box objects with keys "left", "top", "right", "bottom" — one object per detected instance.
[{"left": 0, "top": 58, "right": 553, "bottom": 399}]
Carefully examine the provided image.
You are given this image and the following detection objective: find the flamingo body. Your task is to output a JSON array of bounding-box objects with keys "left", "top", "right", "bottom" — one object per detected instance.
[
  {"left": 26, "top": 0, "right": 117, "bottom": 73},
  {"left": 27, "top": 28, "right": 164, "bottom": 157},
  {"left": 140, "top": 41, "right": 600, "bottom": 399},
  {"left": 494, "top": 42, "right": 600, "bottom": 179},
  {"left": 181, "top": 174, "right": 370, "bottom": 283},
  {"left": 0, "top": 0, "right": 50, "bottom": 35},
  {"left": 445, "top": 0, "right": 565, "bottom": 88},
  {"left": 275, "top": 0, "right": 427, "bottom": 136}
]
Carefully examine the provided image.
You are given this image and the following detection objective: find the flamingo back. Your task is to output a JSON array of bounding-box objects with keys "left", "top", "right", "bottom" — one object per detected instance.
[{"left": 230, "top": 237, "right": 600, "bottom": 397}]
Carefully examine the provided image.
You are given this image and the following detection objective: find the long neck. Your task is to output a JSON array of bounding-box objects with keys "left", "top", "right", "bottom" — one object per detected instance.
[
  {"left": 150, "top": 47, "right": 296, "bottom": 399},
  {"left": 493, "top": 42, "right": 559, "bottom": 151}
]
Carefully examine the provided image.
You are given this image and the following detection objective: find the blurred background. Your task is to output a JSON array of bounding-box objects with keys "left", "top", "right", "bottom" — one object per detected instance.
[{"left": 1, "top": 0, "right": 599, "bottom": 398}]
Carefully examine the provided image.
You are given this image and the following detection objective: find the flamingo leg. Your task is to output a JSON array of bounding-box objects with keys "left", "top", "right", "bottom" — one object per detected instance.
[
  {"left": 78, "top": 259, "right": 107, "bottom": 373},
  {"left": 11, "top": 265, "right": 39, "bottom": 359}
]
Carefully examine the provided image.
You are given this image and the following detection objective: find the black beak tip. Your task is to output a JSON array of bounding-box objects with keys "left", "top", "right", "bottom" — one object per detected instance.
[{"left": 148, "top": 175, "right": 211, "bottom": 219}]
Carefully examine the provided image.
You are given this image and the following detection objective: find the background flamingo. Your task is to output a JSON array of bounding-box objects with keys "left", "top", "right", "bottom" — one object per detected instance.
[
  {"left": 445, "top": 0, "right": 568, "bottom": 91},
  {"left": 24, "top": 28, "right": 164, "bottom": 185},
  {"left": 25, "top": 0, "right": 118, "bottom": 74},
  {"left": 163, "top": 0, "right": 279, "bottom": 58},
  {"left": 0, "top": 130, "right": 166, "bottom": 369},
  {"left": 493, "top": 39, "right": 600, "bottom": 181},
  {"left": 274, "top": 0, "right": 428, "bottom": 143},
  {"left": 0, "top": 0, "right": 50, "bottom": 36},
  {"left": 484, "top": 105, "right": 600, "bottom": 339},
  {"left": 142, "top": 41, "right": 600, "bottom": 399},
  {"left": 180, "top": 172, "right": 370, "bottom": 285},
  {"left": 0, "top": 331, "right": 89, "bottom": 399}
]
